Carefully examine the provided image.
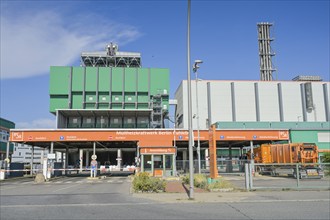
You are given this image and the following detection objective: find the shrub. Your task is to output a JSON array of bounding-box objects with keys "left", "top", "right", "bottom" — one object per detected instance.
[
  {"left": 207, "top": 179, "right": 234, "bottom": 190},
  {"left": 132, "top": 172, "right": 166, "bottom": 192},
  {"left": 322, "top": 152, "right": 330, "bottom": 176},
  {"left": 181, "top": 174, "right": 208, "bottom": 189},
  {"left": 182, "top": 174, "right": 234, "bottom": 190}
]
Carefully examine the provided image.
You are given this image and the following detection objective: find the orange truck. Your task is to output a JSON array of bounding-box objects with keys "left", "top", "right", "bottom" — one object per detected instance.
[{"left": 250, "top": 143, "right": 324, "bottom": 178}]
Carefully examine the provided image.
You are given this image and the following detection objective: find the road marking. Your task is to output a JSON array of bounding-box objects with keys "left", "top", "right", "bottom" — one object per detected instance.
[
  {"left": 21, "top": 182, "right": 32, "bottom": 185},
  {"left": 1, "top": 199, "right": 329, "bottom": 208},
  {"left": 0, "top": 185, "right": 26, "bottom": 191},
  {"left": 52, "top": 183, "right": 82, "bottom": 193},
  {"left": 0, "top": 202, "right": 158, "bottom": 208}
]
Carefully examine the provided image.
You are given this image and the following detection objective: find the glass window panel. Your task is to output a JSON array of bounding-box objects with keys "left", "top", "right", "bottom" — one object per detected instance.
[
  {"left": 165, "top": 155, "right": 172, "bottom": 169},
  {"left": 143, "top": 155, "right": 152, "bottom": 170},
  {"left": 154, "top": 155, "right": 163, "bottom": 169}
]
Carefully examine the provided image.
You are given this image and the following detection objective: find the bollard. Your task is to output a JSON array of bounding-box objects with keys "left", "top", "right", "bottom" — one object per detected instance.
[
  {"left": 245, "top": 163, "right": 250, "bottom": 191},
  {"left": 249, "top": 163, "right": 253, "bottom": 189},
  {"left": 296, "top": 163, "right": 300, "bottom": 188}
]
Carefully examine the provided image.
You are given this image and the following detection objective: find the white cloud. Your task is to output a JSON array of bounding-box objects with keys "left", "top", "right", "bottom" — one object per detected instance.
[
  {"left": 0, "top": 9, "right": 141, "bottom": 79},
  {"left": 15, "top": 118, "right": 56, "bottom": 129}
]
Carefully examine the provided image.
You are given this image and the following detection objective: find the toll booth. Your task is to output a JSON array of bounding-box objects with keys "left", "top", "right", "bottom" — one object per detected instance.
[{"left": 140, "top": 147, "right": 176, "bottom": 177}]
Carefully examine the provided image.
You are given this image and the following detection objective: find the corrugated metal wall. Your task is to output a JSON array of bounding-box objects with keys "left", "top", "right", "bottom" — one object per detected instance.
[{"left": 175, "top": 80, "right": 330, "bottom": 129}]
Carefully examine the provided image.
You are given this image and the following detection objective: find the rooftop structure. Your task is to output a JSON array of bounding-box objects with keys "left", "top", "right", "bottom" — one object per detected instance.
[
  {"left": 292, "top": 75, "right": 323, "bottom": 82},
  {"left": 81, "top": 43, "right": 141, "bottom": 68}
]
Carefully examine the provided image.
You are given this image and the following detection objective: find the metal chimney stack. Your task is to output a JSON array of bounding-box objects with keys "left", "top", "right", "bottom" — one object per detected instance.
[{"left": 257, "top": 23, "right": 276, "bottom": 81}]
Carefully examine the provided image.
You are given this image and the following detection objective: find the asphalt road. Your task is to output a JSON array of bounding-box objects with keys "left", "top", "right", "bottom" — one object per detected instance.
[{"left": 1, "top": 176, "right": 329, "bottom": 220}]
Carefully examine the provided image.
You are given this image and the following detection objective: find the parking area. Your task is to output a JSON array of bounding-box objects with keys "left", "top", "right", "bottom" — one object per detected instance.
[{"left": 0, "top": 175, "right": 132, "bottom": 197}]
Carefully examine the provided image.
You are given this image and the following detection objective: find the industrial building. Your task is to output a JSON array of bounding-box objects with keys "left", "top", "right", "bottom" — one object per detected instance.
[
  {"left": 6, "top": 24, "right": 330, "bottom": 177},
  {"left": 174, "top": 79, "right": 329, "bottom": 160},
  {"left": 0, "top": 118, "right": 15, "bottom": 168}
]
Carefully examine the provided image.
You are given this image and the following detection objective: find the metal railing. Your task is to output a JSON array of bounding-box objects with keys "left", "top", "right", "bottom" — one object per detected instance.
[
  {"left": 245, "top": 162, "right": 330, "bottom": 190},
  {"left": 175, "top": 159, "right": 248, "bottom": 174}
]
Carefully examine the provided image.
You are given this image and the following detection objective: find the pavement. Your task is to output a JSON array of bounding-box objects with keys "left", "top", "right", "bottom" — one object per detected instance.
[{"left": 132, "top": 178, "right": 330, "bottom": 204}]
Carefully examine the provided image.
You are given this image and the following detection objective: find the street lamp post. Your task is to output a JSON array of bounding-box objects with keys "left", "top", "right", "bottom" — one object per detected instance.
[
  {"left": 193, "top": 60, "right": 203, "bottom": 174},
  {"left": 186, "top": 0, "right": 194, "bottom": 199}
]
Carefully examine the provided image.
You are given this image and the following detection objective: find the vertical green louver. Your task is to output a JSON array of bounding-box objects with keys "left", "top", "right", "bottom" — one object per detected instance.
[{"left": 49, "top": 66, "right": 169, "bottom": 113}]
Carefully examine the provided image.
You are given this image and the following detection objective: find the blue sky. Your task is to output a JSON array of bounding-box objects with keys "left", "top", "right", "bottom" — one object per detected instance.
[{"left": 1, "top": 0, "right": 329, "bottom": 128}]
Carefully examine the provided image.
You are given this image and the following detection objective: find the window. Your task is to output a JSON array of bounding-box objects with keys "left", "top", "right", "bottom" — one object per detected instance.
[
  {"left": 165, "top": 155, "right": 172, "bottom": 169},
  {"left": 154, "top": 155, "right": 163, "bottom": 169},
  {"left": 143, "top": 155, "right": 152, "bottom": 170},
  {"left": 177, "top": 114, "right": 183, "bottom": 126}
]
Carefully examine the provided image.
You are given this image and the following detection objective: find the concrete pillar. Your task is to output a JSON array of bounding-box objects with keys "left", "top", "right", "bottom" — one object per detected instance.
[
  {"left": 43, "top": 158, "right": 48, "bottom": 179},
  {"left": 40, "top": 148, "right": 44, "bottom": 165},
  {"left": 65, "top": 146, "right": 69, "bottom": 175},
  {"left": 5, "top": 142, "right": 10, "bottom": 177},
  {"left": 79, "top": 149, "right": 83, "bottom": 173},
  {"left": 205, "top": 149, "right": 210, "bottom": 169},
  {"left": 93, "top": 142, "right": 96, "bottom": 156},
  {"left": 250, "top": 140, "right": 254, "bottom": 175},
  {"left": 227, "top": 145, "right": 233, "bottom": 173},
  {"left": 30, "top": 146, "right": 34, "bottom": 176},
  {"left": 182, "top": 149, "right": 187, "bottom": 171},
  {"left": 50, "top": 142, "right": 54, "bottom": 154},
  {"left": 86, "top": 151, "right": 89, "bottom": 167},
  {"left": 5, "top": 141, "right": 10, "bottom": 162},
  {"left": 117, "top": 149, "right": 122, "bottom": 169}
]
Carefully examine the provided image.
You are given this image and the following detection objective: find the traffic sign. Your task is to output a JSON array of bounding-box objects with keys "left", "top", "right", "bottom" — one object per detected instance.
[{"left": 91, "top": 154, "right": 97, "bottom": 160}]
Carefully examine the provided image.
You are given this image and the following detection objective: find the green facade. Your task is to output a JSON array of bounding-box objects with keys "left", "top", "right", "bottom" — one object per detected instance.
[
  {"left": 215, "top": 121, "right": 330, "bottom": 152},
  {"left": 49, "top": 67, "right": 170, "bottom": 113},
  {"left": 216, "top": 121, "right": 330, "bottom": 130},
  {"left": 0, "top": 118, "right": 15, "bottom": 154},
  {"left": 290, "top": 130, "right": 330, "bottom": 151}
]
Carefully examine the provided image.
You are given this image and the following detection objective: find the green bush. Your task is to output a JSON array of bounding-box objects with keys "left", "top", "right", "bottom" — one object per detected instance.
[
  {"left": 181, "top": 174, "right": 208, "bottom": 189},
  {"left": 322, "top": 152, "right": 330, "bottom": 163},
  {"left": 132, "top": 172, "right": 166, "bottom": 192},
  {"left": 322, "top": 152, "right": 330, "bottom": 176},
  {"left": 182, "top": 174, "right": 234, "bottom": 190}
]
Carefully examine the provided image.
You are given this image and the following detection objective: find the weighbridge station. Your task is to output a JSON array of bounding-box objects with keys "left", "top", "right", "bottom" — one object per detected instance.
[{"left": 9, "top": 127, "right": 290, "bottom": 177}]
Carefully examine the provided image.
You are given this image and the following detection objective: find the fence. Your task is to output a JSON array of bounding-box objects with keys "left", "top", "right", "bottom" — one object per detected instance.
[
  {"left": 0, "top": 163, "right": 136, "bottom": 180},
  {"left": 175, "top": 159, "right": 248, "bottom": 174},
  {"left": 245, "top": 162, "right": 330, "bottom": 190}
]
